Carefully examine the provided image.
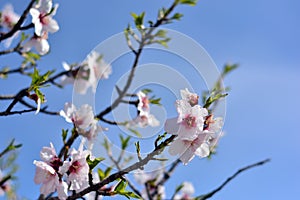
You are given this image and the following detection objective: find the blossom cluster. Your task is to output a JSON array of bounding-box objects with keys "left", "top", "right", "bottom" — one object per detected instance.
[
  {"left": 60, "top": 103, "right": 107, "bottom": 145},
  {"left": 129, "top": 90, "right": 160, "bottom": 128},
  {"left": 0, "top": 0, "right": 59, "bottom": 55},
  {"left": 134, "top": 169, "right": 166, "bottom": 199},
  {"left": 165, "top": 88, "right": 223, "bottom": 165},
  {"left": 60, "top": 51, "right": 112, "bottom": 94},
  {"left": 33, "top": 142, "right": 91, "bottom": 199}
]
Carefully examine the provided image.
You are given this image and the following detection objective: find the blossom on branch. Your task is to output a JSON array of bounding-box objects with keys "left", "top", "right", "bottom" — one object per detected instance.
[
  {"left": 129, "top": 90, "right": 160, "bottom": 128},
  {"left": 33, "top": 143, "right": 68, "bottom": 199},
  {"left": 30, "top": 0, "right": 59, "bottom": 37},
  {"left": 60, "top": 103, "right": 107, "bottom": 141},
  {"left": 22, "top": 33, "right": 50, "bottom": 55},
  {"left": 165, "top": 88, "right": 223, "bottom": 165},
  {"left": 0, "top": 4, "right": 20, "bottom": 47},
  {"left": 174, "top": 181, "right": 195, "bottom": 200},
  {"left": 59, "top": 143, "right": 90, "bottom": 192},
  {"left": 60, "top": 51, "right": 112, "bottom": 94},
  {"left": 0, "top": 4, "right": 20, "bottom": 29}
]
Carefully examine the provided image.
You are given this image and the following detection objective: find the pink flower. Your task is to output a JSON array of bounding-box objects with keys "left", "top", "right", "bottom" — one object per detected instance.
[
  {"left": 33, "top": 157, "right": 67, "bottom": 199},
  {"left": 130, "top": 110, "right": 160, "bottom": 128},
  {"left": 180, "top": 88, "right": 199, "bottom": 106},
  {"left": 165, "top": 89, "right": 223, "bottom": 165},
  {"left": 0, "top": 4, "right": 20, "bottom": 29},
  {"left": 60, "top": 103, "right": 106, "bottom": 141},
  {"left": 165, "top": 100, "right": 208, "bottom": 141},
  {"left": 60, "top": 51, "right": 112, "bottom": 94},
  {"left": 137, "top": 91, "right": 150, "bottom": 112},
  {"left": 169, "top": 134, "right": 210, "bottom": 165},
  {"left": 22, "top": 33, "right": 50, "bottom": 55},
  {"left": 59, "top": 144, "right": 90, "bottom": 192},
  {"left": 30, "top": 0, "right": 59, "bottom": 37},
  {"left": 174, "top": 181, "right": 195, "bottom": 200}
]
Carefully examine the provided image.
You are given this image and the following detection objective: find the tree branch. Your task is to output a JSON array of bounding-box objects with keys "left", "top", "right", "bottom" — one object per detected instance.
[
  {"left": 195, "top": 158, "right": 271, "bottom": 200},
  {"left": 96, "top": 0, "right": 179, "bottom": 120},
  {"left": 0, "top": 0, "right": 36, "bottom": 42}
]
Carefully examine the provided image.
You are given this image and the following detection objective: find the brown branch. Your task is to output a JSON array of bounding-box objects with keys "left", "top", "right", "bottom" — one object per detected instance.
[
  {"left": 0, "top": 108, "right": 36, "bottom": 116},
  {"left": 96, "top": 0, "right": 179, "bottom": 120},
  {"left": 0, "top": 0, "right": 36, "bottom": 42},
  {"left": 48, "top": 135, "right": 176, "bottom": 200},
  {"left": 195, "top": 158, "right": 271, "bottom": 200}
]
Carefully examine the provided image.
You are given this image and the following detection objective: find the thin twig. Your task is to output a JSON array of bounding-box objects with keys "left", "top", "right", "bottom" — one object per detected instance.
[
  {"left": 49, "top": 135, "right": 176, "bottom": 200},
  {"left": 96, "top": 0, "right": 179, "bottom": 120},
  {"left": 195, "top": 158, "right": 271, "bottom": 200},
  {"left": 0, "top": 0, "right": 36, "bottom": 42}
]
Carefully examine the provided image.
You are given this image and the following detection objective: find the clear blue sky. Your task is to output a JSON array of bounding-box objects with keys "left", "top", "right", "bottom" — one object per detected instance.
[{"left": 1, "top": 0, "right": 300, "bottom": 199}]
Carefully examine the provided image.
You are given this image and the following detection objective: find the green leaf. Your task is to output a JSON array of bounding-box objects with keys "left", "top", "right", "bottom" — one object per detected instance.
[
  {"left": 97, "top": 168, "right": 105, "bottom": 181},
  {"left": 223, "top": 63, "right": 239, "bottom": 76},
  {"left": 204, "top": 93, "right": 228, "bottom": 109},
  {"left": 149, "top": 98, "right": 161, "bottom": 105},
  {"left": 178, "top": 0, "right": 198, "bottom": 6},
  {"left": 86, "top": 155, "right": 105, "bottom": 170},
  {"left": 61, "top": 129, "right": 68, "bottom": 143},
  {"left": 102, "top": 137, "right": 110, "bottom": 151},
  {"left": 171, "top": 13, "right": 184, "bottom": 21},
  {"left": 119, "top": 135, "right": 131, "bottom": 150},
  {"left": 118, "top": 191, "right": 141, "bottom": 199},
  {"left": 20, "top": 32, "right": 29, "bottom": 42},
  {"left": 141, "top": 88, "right": 152, "bottom": 94},
  {"left": 115, "top": 180, "right": 128, "bottom": 192},
  {"left": 131, "top": 12, "right": 145, "bottom": 29},
  {"left": 128, "top": 128, "right": 142, "bottom": 137},
  {"left": 104, "top": 167, "right": 112, "bottom": 178}
]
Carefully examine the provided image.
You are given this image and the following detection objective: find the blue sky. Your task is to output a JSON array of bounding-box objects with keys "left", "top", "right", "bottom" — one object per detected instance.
[{"left": 1, "top": 0, "right": 300, "bottom": 199}]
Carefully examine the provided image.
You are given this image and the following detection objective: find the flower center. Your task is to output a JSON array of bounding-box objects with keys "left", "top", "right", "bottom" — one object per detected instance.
[
  {"left": 39, "top": 13, "right": 49, "bottom": 25},
  {"left": 69, "top": 160, "right": 81, "bottom": 174},
  {"left": 183, "top": 114, "right": 196, "bottom": 128}
]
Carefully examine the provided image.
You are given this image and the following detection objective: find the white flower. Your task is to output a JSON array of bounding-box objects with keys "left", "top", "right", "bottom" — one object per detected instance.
[
  {"left": 165, "top": 100, "right": 208, "bottom": 141},
  {"left": 30, "top": 0, "right": 59, "bottom": 36},
  {"left": 33, "top": 161, "right": 68, "bottom": 199},
  {"left": 0, "top": 4, "right": 20, "bottom": 47},
  {"left": 134, "top": 168, "right": 164, "bottom": 185},
  {"left": 23, "top": 34, "right": 50, "bottom": 55},
  {"left": 59, "top": 143, "right": 90, "bottom": 192},
  {"left": 137, "top": 91, "right": 150, "bottom": 112},
  {"left": 60, "top": 103, "right": 95, "bottom": 129},
  {"left": 0, "top": 4, "right": 20, "bottom": 29},
  {"left": 174, "top": 181, "right": 195, "bottom": 199},
  {"left": 180, "top": 88, "right": 199, "bottom": 106},
  {"left": 130, "top": 110, "right": 160, "bottom": 128},
  {"left": 84, "top": 51, "right": 112, "bottom": 93},
  {"left": 169, "top": 134, "right": 210, "bottom": 165},
  {"left": 60, "top": 103, "right": 106, "bottom": 141}
]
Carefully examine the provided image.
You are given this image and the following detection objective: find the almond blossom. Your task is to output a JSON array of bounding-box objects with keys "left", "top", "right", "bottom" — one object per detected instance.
[
  {"left": 30, "top": 0, "right": 59, "bottom": 37},
  {"left": 129, "top": 90, "right": 160, "bottom": 128},
  {"left": 174, "top": 181, "right": 195, "bottom": 200},
  {"left": 130, "top": 110, "right": 160, "bottom": 128},
  {"left": 0, "top": 4, "right": 20, "bottom": 29},
  {"left": 60, "top": 51, "right": 112, "bottom": 94},
  {"left": 165, "top": 99, "right": 208, "bottom": 141},
  {"left": 60, "top": 103, "right": 107, "bottom": 141},
  {"left": 137, "top": 91, "right": 150, "bottom": 112},
  {"left": 59, "top": 143, "right": 90, "bottom": 192},
  {"left": 0, "top": 4, "right": 20, "bottom": 47},
  {"left": 134, "top": 169, "right": 165, "bottom": 200},
  {"left": 165, "top": 88, "right": 223, "bottom": 165},
  {"left": 33, "top": 143, "right": 68, "bottom": 199},
  {"left": 22, "top": 33, "right": 50, "bottom": 55}
]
